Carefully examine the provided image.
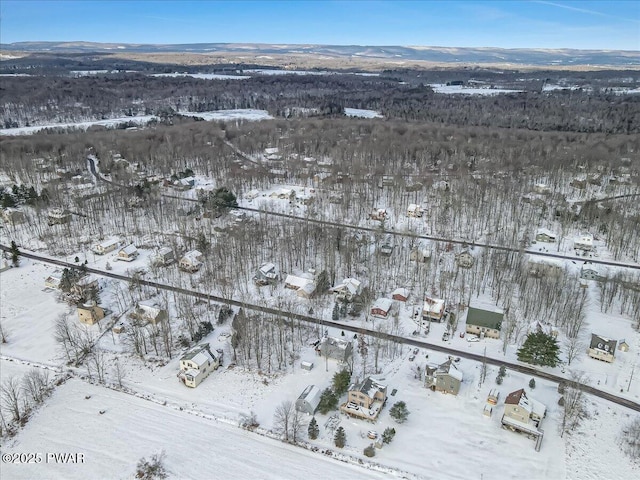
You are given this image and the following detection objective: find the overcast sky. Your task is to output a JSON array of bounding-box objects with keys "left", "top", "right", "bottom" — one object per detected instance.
[{"left": 1, "top": 1, "right": 638, "bottom": 50}]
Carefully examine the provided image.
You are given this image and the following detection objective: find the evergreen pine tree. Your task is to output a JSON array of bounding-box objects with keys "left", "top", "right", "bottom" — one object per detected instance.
[
  {"left": 308, "top": 417, "right": 319, "bottom": 440},
  {"left": 317, "top": 389, "right": 338, "bottom": 414},
  {"left": 382, "top": 427, "right": 396, "bottom": 444},
  {"left": 389, "top": 401, "right": 410, "bottom": 423},
  {"left": 529, "top": 378, "right": 536, "bottom": 389},
  {"left": 334, "top": 426, "right": 346, "bottom": 448},
  {"left": 332, "top": 369, "right": 351, "bottom": 395},
  {"left": 517, "top": 331, "right": 561, "bottom": 367},
  {"left": 9, "top": 241, "right": 20, "bottom": 267}
]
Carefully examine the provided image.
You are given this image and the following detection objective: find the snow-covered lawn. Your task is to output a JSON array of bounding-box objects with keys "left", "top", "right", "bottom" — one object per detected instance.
[
  {"left": 0, "top": 261, "right": 87, "bottom": 366},
  {"left": 1, "top": 379, "right": 390, "bottom": 480}
]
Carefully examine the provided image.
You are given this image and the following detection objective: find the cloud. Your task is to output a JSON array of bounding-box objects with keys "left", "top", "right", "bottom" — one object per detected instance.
[{"left": 533, "top": 1, "right": 640, "bottom": 24}]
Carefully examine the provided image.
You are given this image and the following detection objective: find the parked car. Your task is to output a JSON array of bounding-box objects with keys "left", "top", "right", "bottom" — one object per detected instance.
[
  {"left": 413, "top": 348, "right": 419, "bottom": 355},
  {"left": 466, "top": 335, "right": 480, "bottom": 342},
  {"left": 409, "top": 354, "right": 416, "bottom": 362},
  {"left": 442, "top": 332, "right": 450, "bottom": 341},
  {"left": 367, "top": 431, "right": 378, "bottom": 440}
]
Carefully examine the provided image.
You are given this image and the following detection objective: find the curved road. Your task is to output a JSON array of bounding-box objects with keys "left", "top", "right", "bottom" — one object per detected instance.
[{"left": 3, "top": 244, "right": 639, "bottom": 413}]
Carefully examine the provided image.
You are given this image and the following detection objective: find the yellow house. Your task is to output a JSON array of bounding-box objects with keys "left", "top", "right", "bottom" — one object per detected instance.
[
  {"left": 340, "top": 377, "right": 387, "bottom": 421},
  {"left": 77, "top": 304, "right": 105, "bottom": 325}
]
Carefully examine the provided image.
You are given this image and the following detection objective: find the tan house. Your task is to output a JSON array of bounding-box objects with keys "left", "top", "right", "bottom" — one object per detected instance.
[
  {"left": 501, "top": 388, "right": 546, "bottom": 451},
  {"left": 284, "top": 274, "right": 316, "bottom": 298},
  {"left": 93, "top": 238, "right": 119, "bottom": 255},
  {"left": 410, "top": 246, "right": 431, "bottom": 263},
  {"left": 340, "top": 377, "right": 387, "bottom": 421},
  {"left": 77, "top": 303, "right": 105, "bottom": 325},
  {"left": 179, "top": 250, "right": 203, "bottom": 273},
  {"left": 177, "top": 344, "right": 220, "bottom": 388},
  {"left": 422, "top": 296, "right": 446, "bottom": 323},
  {"left": 465, "top": 307, "right": 503, "bottom": 339},
  {"left": 425, "top": 359, "right": 463, "bottom": 395},
  {"left": 117, "top": 244, "right": 139, "bottom": 262},
  {"left": 588, "top": 334, "right": 616, "bottom": 363},
  {"left": 44, "top": 271, "right": 63, "bottom": 289}
]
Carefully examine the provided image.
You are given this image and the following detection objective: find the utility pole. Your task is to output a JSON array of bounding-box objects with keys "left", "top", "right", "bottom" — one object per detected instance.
[{"left": 628, "top": 364, "right": 635, "bottom": 392}]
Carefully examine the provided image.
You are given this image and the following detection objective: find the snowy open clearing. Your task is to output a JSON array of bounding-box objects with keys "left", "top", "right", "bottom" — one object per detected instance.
[
  {"left": 429, "top": 84, "right": 522, "bottom": 95},
  {"left": 0, "top": 109, "right": 273, "bottom": 136},
  {"left": 1, "top": 379, "right": 391, "bottom": 480},
  {"left": 345, "top": 108, "right": 384, "bottom": 118}
]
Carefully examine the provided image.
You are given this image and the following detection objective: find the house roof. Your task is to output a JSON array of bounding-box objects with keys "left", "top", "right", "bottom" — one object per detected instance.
[
  {"left": 181, "top": 250, "right": 203, "bottom": 265},
  {"left": 466, "top": 307, "right": 503, "bottom": 331},
  {"left": 97, "top": 238, "right": 119, "bottom": 249},
  {"left": 392, "top": 288, "right": 409, "bottom": 298},
  {"left": 423, "top": 296, "right": 445, "bottom": 315},
  {"left": 158, "top": 247, "right": 173, "bottom": 256},
  {"left": 332, "top": 278, "right": 362, "bottom": 295},
  {"left": 536, "top": 228, "right": 557, "bottom": 238},
  {"left": 504, "top": 389, "right": 546, "bottom": 418},
  {"left": 121, "top": 244, "right": 137, "bottom": 255},
  {"left": 298, "top": 385, "right": 322, "bottom": 407},
  {"left": 352, "top": 377, "right": 386, "bottom": 399},
  {"left": 181, "top": 344, "right": 216, "bottom": 368},
  {"left": 284, "top": 274, "right": 313, "bottom": 289},
  {"left": 259, "top": 262, "right": 276, "bottom": 275},
  {"left": 590, "top": 334, "right": 617, "bottom": 351},
  {"left": 433, "top": 359, "right": 463, "bottom": 381},
  {"left": 372, "top": 298, "right": 393, "bottom": 312}
]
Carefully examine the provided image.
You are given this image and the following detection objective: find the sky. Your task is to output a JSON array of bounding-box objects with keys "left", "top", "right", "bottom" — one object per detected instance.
[{"left": 0, "top": 0, "right": 638, "bottom": 50}]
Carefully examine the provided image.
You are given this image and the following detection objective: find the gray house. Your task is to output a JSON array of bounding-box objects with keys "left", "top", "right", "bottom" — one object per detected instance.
[
  {"left": 316, "top": 336, "right": 353, "bottom": 363},
  {"left": 588, "top": 334, "right": 616, "bottom": 363},
  {"left": 295, "top": 385, "right": 322, "bottom": 415},
  {"left": 425, "top": 359, "right": 463, "bottom": 395}
]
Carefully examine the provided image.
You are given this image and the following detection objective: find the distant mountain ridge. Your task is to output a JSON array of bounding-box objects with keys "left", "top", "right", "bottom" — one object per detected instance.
[{"left": 2, "top": 42, "right": 639, "bottom": 66}]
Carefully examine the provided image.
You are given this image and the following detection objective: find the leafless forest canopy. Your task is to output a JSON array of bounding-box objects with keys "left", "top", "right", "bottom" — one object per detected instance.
[{"left": 1, "top": 62, "right": 639, "bottom": 368}]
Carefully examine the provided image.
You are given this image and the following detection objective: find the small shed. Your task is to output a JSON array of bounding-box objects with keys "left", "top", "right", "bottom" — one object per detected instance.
[
  {"left": 295, "top": 385, "right": 322, "bottom": 415},
  {"left": 300, "top": 361, "right": 314, "bottom": 371},
  {"left": 618, "top": 339, "right": 629, "bottom": 352}
]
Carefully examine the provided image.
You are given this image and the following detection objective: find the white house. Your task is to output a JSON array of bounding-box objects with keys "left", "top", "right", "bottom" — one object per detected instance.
[
  {"left": 331, "top": 277, "right": 362, "bottom": 301},
  {"left": 179, "top": 250, "right": 203, "bottom": 273},
  {"left": 407, "top": 204, "right": 423, "bottom": 218},
  {"left": 574, "top": 233, "right": 594, "bottom": 251},
  {"left": 178, "top": 344, "right": 220, "bottom": 388}
]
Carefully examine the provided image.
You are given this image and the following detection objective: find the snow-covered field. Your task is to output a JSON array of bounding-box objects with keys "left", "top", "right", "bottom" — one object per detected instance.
[
  {"left": 151, "top": 72, "right": 250, "bottom": 80},
  {"left": 0, "top": 379, "right": 391, "bottom": 480},
  {"left": 0, "top": 110, "right": 273, "bottom": 136},
  {"left": 429, "top": 84, "right": 522, "bottom": 95},
  {"left": 345, "top": 108, "right": 383, "bottom": 118}
]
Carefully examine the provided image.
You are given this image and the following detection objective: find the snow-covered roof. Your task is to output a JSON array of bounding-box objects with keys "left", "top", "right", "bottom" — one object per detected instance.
[
  {"left": 423, "top": 297, "right": 445, "bottom": 315},
  {"left": 407, "top": 203, "right": 421, "bottom": 212},
  {"left": 259, "top": 262, "right": 276, "bottom": 275},
  {"left": 285, "top": 274, "right": 313, "bottom": 289},
  {"left": 332, "top": 277, "right": 362, "bottom": 295},
  {"left": 181, "top": 344, "right": 216, "bottom": 368},
  {"left": 76, "top": 274, "right": 98, "bottom": 286},
  {"left": 138, "top": 300, "right": 163, "bottom": 318},
  {"left": 97, "top": 238, "right": 119, "bottom": 249},
  {"left": 297, "top": 385, "right": 322, "bottom": 407},
  {"left": 505, "top": 389, "right": 546, "bottom": 418},
  {"left": 182, "top": 250, "right": 203, "bottom": 264},
  {"left": 392, "top": 287, "right": 409, "bottom": 296},
  {"left": 158, "top": 247, "right": 173, "bottom": 256},
  {"left": 536, "top": 228, "right": 557, "bottom": 238},
  {"left": 120, "top": 244, "right": 137, "bottom": 255},
  {"left": 372, "top": 298, "right": 393, "bottom": 312}
]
